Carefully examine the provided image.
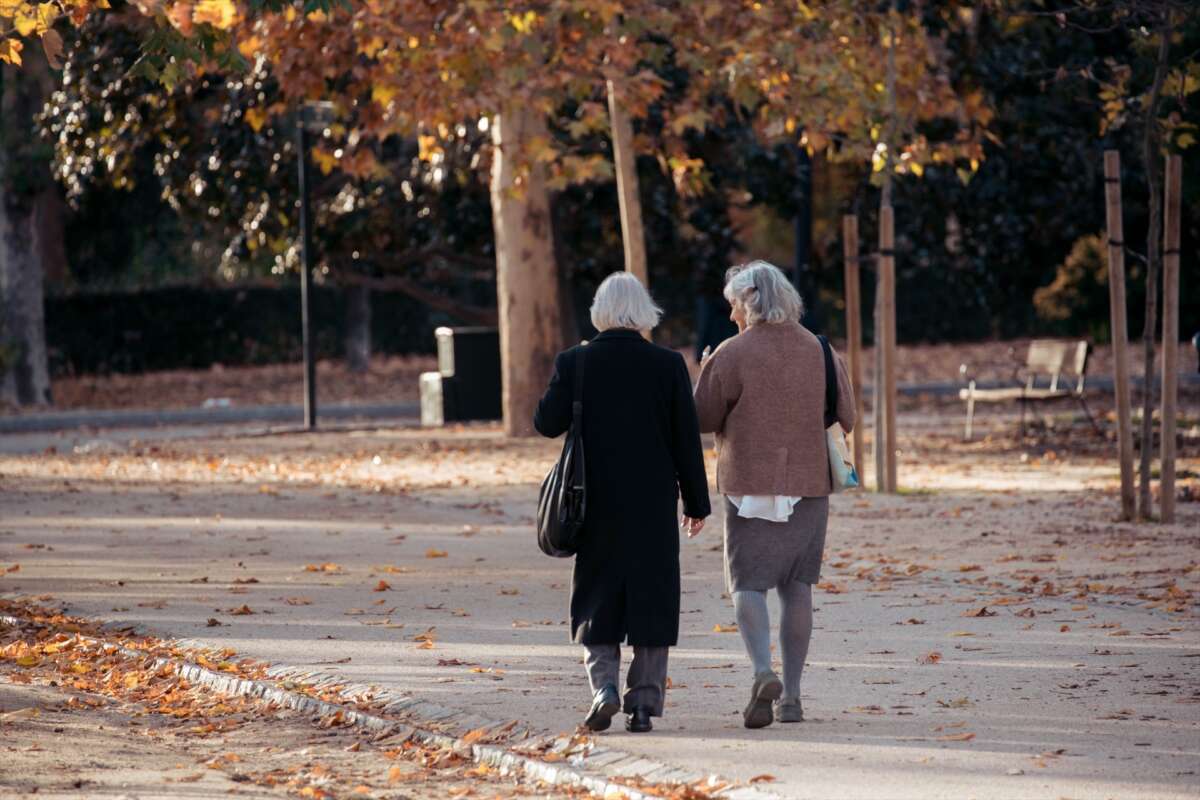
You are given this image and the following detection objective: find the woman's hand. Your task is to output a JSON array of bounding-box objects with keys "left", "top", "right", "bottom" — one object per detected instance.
[
  {"left": 699, "top": 345, "right": 713, "bottom": 367},
  {"left": 681, "top": 516, "right": 705, "bottom": 538}
]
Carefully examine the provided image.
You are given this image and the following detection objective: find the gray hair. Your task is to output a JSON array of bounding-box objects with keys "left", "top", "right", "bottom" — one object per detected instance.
[
  {"left": 723, "top": 260, "right": 804, "bottom": 326},
  {"left": 590, "top": 271, "right": 663, "bottom": 332}
]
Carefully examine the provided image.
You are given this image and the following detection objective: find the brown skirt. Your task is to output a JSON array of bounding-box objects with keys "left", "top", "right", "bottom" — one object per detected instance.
[{"left": 722, "top": 495, "right": 828, "bottom": 593}]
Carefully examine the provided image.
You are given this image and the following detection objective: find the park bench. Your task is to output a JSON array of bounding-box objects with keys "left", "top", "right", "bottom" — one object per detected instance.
[{"left": 958, "top": 339, "right": 1101, "bottom": 440}]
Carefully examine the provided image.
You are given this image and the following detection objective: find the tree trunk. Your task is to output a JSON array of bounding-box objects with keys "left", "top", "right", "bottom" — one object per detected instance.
[
  {"left": 34, "top": 184, "right": 69, "bottom": 286},
  {"left": 490, "top": 106, "right": 563, "bottom": 437},
  {"left": 344, "top": 284, "right": 371, "bottom": 373},
  {"left": 0, "top": 64, "right": 52, "bottom": 408},
  {"left": 549, "top": 190, "right": 580, "bottom": 346},
  {"left": 1136, "top": 16, "right": 1171, "bottom": 520}
]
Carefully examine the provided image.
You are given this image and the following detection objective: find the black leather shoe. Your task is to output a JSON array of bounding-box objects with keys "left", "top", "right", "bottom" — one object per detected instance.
[
  {"left": 625, "top": 706, "right": 653, "bottom": 733},
  {"left": 584, "top": 684, "right": 620, "bottom": 732}
]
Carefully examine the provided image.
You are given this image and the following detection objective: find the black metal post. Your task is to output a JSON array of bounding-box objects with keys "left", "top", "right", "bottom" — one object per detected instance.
[
  {"left": 793, "top": 143, "right": 823, "bottom": 333},
  {"left": 296, "top": 122, "right": 317, "bottom": 429}
]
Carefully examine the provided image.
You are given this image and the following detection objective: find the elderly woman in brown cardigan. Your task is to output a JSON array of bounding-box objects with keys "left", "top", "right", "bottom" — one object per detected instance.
[{"left": 693, "top": 260, "right": 855, "bottom": 729}]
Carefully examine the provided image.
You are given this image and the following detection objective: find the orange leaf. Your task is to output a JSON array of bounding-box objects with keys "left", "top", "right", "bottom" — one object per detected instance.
[
  {"left": 461, "top": 727, "right": 488, "bottom": 745},
  {"left": 749, "top": 774, "right": 776, "bottom": 783},
  {"left": 918, "top": 651, "right": 942, "bottom": 665},
  {"left": 373, "top": 580, "right": 391, "bottom": 592},
  {"left": 425, "top": 549, "right": 448, "bottom": 559}
]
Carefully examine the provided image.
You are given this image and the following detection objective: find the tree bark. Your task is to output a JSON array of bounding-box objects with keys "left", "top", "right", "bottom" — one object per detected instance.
[
  {"left": 344, "top": 284, "right": 371, "bottom": 373},
  {"left": 1136, "top": 15, "right": 1171, "bottom": 520},
  {"left": 0, "top": 63, "right": 52, "bottom": 408},
  {"left": 34, "top": 184, "right": 69, "bottom": 286},
  {"left": 490, "top": 106, "right": 563, "bottom": 437}
]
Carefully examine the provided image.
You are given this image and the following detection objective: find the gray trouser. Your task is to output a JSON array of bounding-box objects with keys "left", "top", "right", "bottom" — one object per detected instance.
[{"left": 583, "top": 644, "right": 669, "bottom": 717}]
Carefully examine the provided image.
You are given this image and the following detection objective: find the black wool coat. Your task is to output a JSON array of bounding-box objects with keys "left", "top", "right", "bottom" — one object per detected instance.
[{"left": 534, "top": 329, "right": 712, "bottom": 647}]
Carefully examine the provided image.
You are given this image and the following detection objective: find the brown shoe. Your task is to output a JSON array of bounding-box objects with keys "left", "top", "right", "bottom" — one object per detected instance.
[{"left": 743, "top": 671, "right": 783, "bottom": 729}]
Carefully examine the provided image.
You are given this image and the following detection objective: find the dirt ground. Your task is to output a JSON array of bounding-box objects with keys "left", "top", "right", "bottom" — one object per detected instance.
[
  {"left": 25, "top": 338, "right": 1200, "bottom": 414},
  {"left": 1, "top": 405, "right": 1198, "bottom": 799}
]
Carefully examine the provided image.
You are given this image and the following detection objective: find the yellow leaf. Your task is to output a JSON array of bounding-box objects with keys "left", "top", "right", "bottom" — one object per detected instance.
[
  {"left": 237, "top": 35, "right": 262, "bottom": 59},
  {"left": 244, "top": 107, "right": 268, "bottom": 132},
  {"left": 35, "top": 1, "right": 53, "bottom": 31},
  {"left": 712, "top": 623, "right": 738, "bottom": 633},
  {"left": 425, "top": 549, "right": 447, "bottom": 559},
  {"left": 0, "top": 0, "right": 25, "bottom": 17},
  {"left": 193, "top": 0, "right": 236, "bottom": 30},
  {"left": 15, "top": 654, "right": 39, "bottom": 667},
  {"left": 407, "top": 35, "right": 419, "bottom": 49},
  {"left": 13, "top": 11, "right": 37, "bottom": 36},
  {"left": 371, "top": 83, "right": 397, "bottom": 108},
  {"left": 416, "top": 134, "right": 442, "bottom": 162},
  {"left": 357, "top": 35, "right": 384, "bottom": 57}
]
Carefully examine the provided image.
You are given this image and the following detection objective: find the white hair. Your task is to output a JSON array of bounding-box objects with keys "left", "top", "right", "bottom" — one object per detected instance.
[
  {"left": 723, "top": 260, "right": 804, "bottom": 326},
  {"left": 590, "top": 271, "right": 663, "bottom": 332}
]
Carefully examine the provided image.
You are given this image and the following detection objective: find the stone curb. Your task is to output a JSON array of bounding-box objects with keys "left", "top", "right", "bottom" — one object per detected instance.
[{"left": 0, "top": 613, "right": 782, "bottom": 800}]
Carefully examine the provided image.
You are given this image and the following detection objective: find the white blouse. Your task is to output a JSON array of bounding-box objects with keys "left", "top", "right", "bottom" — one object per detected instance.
[{"left": 727, "top": 495, "right": 804, "bottom": 523}]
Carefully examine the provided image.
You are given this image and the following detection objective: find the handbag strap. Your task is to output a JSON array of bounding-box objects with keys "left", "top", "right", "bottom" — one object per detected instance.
[
  {"left": 817, "top": 335, "right": 837, "bottom": 429},
  {"left": 572, "top": 345, "right": 586, "bottom": 423}
]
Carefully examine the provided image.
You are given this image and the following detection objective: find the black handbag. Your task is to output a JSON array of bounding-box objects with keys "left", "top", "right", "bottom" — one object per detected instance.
[{"left": 536, "top": 347, "right": 587, "bottom": 557}]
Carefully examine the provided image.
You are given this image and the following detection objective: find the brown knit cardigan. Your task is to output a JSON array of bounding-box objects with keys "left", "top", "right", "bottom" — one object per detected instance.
[{"left": 694, "top": 321, "right": 856, "bottom": 497}]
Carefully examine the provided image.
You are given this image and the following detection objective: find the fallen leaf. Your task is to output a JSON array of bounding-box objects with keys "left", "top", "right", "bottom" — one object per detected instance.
[
  {"left": 373, "top": 580, "right": 391, "bottom": 592},
  {"left": 961, "top": 606, "right": 996, "bottom": 618},
  {"left": 425, "top": 549, "right": 448, "bottom": 559},
  {"left": 712, "top": 623, "right": 738, "bottom": 633},
  {"left": 938, "top": 732, "right": 976, "bottom": 741},
  {"left": 206, "top": 618, "right": 222, "bottom": 627},
  {"left": 461, "top": 727, "right": 488, "bottom": 745},
  {"left": 918, "top": 651, "right": 942, "bottom": 665},
  {"left": 749, "top": 775, "right": 776, "bottom": 783}
]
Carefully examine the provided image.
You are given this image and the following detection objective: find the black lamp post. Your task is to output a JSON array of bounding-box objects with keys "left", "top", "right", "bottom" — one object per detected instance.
[{"left": 295, "top": 101, "right": 335, "bottom": 429}]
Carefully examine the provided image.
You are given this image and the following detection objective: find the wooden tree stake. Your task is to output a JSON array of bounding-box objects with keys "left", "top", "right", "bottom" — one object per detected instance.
[
  {"left": 1103, "top": 150, "right": 1136, "bottom": 521},
  {"left": 606, "top": 80, "right": 648, "bottom": 288},
  {"left": 879, "top": 204, "right": 898, "bottom": 492},
  {"left": 1160, "top": 153, "right": 1182, "bottom": 523},
  {"left": 842, "top": 215, "right": 865, "bottom": 473}
]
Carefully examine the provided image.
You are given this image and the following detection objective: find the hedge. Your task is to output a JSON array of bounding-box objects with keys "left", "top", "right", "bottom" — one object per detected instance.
[{"left": 44, "top": 285, "right": 458, "bottom": 376}]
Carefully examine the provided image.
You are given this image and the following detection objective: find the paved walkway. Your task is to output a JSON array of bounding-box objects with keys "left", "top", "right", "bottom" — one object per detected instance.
[{"left": 1, "top": 425, "right": 1197, "bottom": 799}]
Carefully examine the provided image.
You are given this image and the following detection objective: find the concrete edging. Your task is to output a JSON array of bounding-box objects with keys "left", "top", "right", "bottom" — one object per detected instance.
[{"left": 0, "top": 613, "right": 781, "bottom": 800}]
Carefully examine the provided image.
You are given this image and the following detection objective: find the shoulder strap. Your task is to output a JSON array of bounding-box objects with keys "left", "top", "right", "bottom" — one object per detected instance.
[
  {"left": 817, "top": 335, "right": 837, "bottom": 429},
  {"left": 572, "top": 345, "right": 586, "bottom": 423}
]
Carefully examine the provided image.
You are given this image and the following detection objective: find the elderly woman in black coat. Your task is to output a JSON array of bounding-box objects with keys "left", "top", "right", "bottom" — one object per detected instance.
[{"left": 534, "top": 272, "right": 711, "bottom": 734}]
